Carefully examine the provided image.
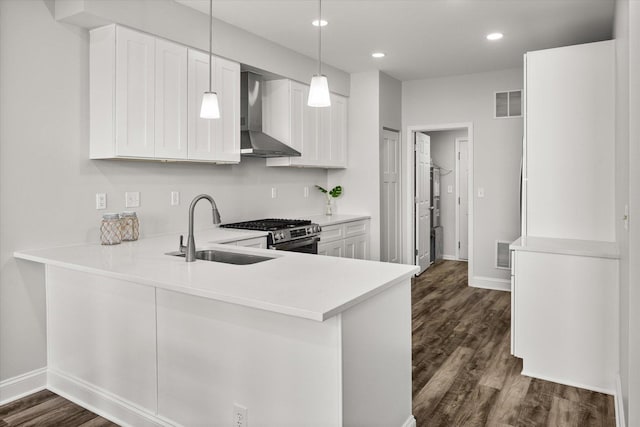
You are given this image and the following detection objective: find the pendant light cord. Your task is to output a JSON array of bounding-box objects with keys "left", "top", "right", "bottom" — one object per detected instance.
[
  {"left": 318, "top": 0, "right": 322, "bottom": 76},
  {"left": 209, "top": 0, "right": 213, "bottom": 92}
]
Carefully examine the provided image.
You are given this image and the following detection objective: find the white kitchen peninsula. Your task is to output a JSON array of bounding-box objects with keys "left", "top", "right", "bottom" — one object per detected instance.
[{"left": 14, "top": 228, "right": 418, "bottom": 427}]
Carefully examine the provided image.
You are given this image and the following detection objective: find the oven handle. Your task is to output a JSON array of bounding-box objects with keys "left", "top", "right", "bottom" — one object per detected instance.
[{"left": 271, "top": 236, "right": 320, "bottom": 251}]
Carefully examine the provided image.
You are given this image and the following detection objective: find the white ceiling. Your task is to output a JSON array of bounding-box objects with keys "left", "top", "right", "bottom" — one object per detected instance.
[{"left": 175, "top": 0, "right": 614, "bottom": 81}]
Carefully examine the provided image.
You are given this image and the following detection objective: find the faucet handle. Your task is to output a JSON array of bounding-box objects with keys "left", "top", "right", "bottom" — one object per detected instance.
[{"left": 179, "top": 235, "right": 186, "bottom": 253}]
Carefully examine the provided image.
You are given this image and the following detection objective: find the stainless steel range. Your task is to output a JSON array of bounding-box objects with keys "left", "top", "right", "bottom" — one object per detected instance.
[{"left": 220, "top": 218, "right": 321, "bottom": 253}]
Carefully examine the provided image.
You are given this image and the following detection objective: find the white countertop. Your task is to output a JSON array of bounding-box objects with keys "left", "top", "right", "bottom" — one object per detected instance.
[
  {"left": 14, "top": 227, "right": 418, "bottom": 322},
  {"left": 510, "top": 236, "right": 619, "bottom": 259},
  {"left": 304, "top": 214, "right": 371, "bottom": 227}
]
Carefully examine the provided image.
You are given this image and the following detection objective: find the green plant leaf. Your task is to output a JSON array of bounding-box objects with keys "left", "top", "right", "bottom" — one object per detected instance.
[
  {"left": 329, "top": 186, "right": 343, "bottom": 198},
  {"left": 315, "top": 185, "right": 328, "bottom": 193}
]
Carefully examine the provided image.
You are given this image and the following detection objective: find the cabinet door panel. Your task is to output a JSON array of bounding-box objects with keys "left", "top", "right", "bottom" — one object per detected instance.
[
  {"left": 155, "top": 39, "right": 188, "bottom": 159},
  {"left": 317, "top": 105, "right": 331, "bottom": 166},
  {"left": 318, "top": 241, "right": 343, "bottom": 257},
  {"left": 115, "top": 27, "right": 155, "bottom": 157},
  {"left": 213, "top": 57, "right": 240, "bottom": 163},
  {"left": 330, "top": 95, "right": 348, "bottom": 167},
  {"left": 187, "top": 49, "right": 216, "bottom": 160}
]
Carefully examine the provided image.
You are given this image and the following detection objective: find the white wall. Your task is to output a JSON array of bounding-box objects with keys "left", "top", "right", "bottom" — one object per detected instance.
[
  {"left": 402, "top": 69, "right": 523, "bottom": 282},
  {"left": 0, "top": 0, "right": 330, "bottom": 383},
  {"left": 328, "top": 71, "right": 402, "bottom": 262},
  {"left": 428, "top": 129, "right": 468, "bottom": 258},
  {"left": 328, "top": 71, "right": 380, "bottom": 260},
  {"left": 54, "top": 0, "right": 350, "bottom": 96}
]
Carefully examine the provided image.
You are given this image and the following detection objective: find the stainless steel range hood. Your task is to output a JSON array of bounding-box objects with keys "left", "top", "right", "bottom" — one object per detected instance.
[{"left": 240, "top": 72, "right": 301, "bottom": 158}]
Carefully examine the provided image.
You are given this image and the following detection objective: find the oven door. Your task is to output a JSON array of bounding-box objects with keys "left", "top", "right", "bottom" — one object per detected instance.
[{"left": 272, "top": 236, "right": 319, "bottom": 254}]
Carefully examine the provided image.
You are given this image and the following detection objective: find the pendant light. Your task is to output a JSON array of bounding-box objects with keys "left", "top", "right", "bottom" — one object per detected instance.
[
  {"left": 200, "top": 0, "right": 220, "bottom": 119},
  {"left": 308, "top": 0, "right": 331, "bottom": 107}
]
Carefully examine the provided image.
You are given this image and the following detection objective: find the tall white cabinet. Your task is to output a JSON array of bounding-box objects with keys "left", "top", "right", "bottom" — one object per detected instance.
[
  {"left": 90, "top": 25, "right": 240, "bottom": 163},
  {"left": 263, "top": 79, "right": 348, "bottom": 168},
  {"left": 512, "top": 40, "right": 618, "bottom": 394}
]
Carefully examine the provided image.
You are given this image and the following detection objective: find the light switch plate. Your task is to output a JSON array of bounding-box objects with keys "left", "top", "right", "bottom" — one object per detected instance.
[
  {"left": 447, "top": 185, "right": 453, "bottom": 194},
  {"left": 171, "top": 191, "right": 180, "bottom": 206},
  {"left": 125, "top": 191, "right": 140, "bottom": 208},
  {"left": 478, "top": 188, "right": 485, "bottom": 198},
  {"left": 303, "top": 186, "right": 309, "bottom": 198},
  {"left": 271, "top": 188, "right": 277, "bottom": 199},
  {"left": 96, "top": 193, "right": 106, "bottom": 210}
]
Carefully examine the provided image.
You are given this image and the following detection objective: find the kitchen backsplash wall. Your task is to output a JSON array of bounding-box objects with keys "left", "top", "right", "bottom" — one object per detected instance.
[{"left": 0, "top": 0, "right": 327, "bottom": 384}]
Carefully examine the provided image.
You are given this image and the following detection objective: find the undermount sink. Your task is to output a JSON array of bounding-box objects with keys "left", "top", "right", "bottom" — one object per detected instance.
[{"left": 167, "top": 249, "right": 275, "bottom": 265}]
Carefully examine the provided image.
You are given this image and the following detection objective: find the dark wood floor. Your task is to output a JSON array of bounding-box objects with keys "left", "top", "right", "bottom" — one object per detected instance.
[
  {"left": 1, "top": 260, "right": 616, "bottom": 426},
  {"left": 0, "top": 389, "right": 117, "bottom": 427},
  {"left": 412, "top": 260, "right": 616, "bottom": 427}
]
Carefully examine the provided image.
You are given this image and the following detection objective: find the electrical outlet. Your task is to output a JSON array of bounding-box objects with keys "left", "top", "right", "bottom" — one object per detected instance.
[
  {"left": 304, "top": 186, "right": 309, "bottom": 198},
  {"left": 96, "top": 193, "right": 106, "bottom": 210},
  {"left": 233, "top": 404, "right": 248, "bottom": 427},
  {"left": 171, "top": 191, "right": 180, "bottom": 206},
  {"left": 477, "top": 188, "right": 485, "bottom": 198},
  {"left": 125, "top": 191, "right": 140, "bottom": 208},
  {"left": 447, "top": 185, "right": 453, "bottom": 194},
  {"left": 624, "top": 204, "right": 629, "bottom": 231},
  {"left": 271, "top": 187, "right": 277, "bottom": 199}
]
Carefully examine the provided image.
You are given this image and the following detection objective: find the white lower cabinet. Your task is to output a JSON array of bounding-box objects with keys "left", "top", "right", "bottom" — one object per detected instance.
[
  {"left": 318, "top": 220, "right": 370, "bottom": 260},
  {"left": 511, "top": 248, "right": 618, "bottom": 392},
  {"left": 318, "top": 240, "right": 344, "bottom": 257}
]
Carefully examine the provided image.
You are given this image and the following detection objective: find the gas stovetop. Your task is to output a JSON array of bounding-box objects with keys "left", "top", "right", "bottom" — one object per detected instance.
[
  {"left": 220, "top": 218, "right": 312, "bottom": 231},
  {"left": 220, "top": 218, "right": 321, "bottom": 246}
]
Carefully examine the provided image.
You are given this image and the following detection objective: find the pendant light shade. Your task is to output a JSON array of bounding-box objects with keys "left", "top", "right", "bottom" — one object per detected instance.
[
  {"left": 200, "top": 0, "right": 220, "bottom": 119},
  {"left": 308, "top": 74, "right": 331, "bottom": 107},
  {"left": 308, "top": 0, "right": 331, "bottom": 107},
  {"left": 200, "top": 92, "right": 220, "bottom": 119}
]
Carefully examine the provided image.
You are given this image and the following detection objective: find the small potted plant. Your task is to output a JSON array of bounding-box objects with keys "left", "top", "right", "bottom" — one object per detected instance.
[{"left": 315, "top": 185, "right": 342, "bottom": 216}]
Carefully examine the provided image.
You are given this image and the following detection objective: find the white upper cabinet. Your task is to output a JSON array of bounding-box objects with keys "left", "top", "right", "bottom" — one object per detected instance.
[
  {"left": 523, "top": 41, "right": 614, "bottom": 241},
  {"left": 90, "top": 25, "right": 240, "bottom": 164},
  {"left": 155, "top": 39, "right": 188, "bottom": 159},
  {"left": 213, "top": 56, "right": 241, "bottom": 163},
  {"left": 187, "top": 49, "right": 217, "bottom": 161},
  {"left": 187, "top": 50, "right": 240, "bottom": 163},
  {"left": 264, "top": 80, "right": 348, "bottom": 168}
]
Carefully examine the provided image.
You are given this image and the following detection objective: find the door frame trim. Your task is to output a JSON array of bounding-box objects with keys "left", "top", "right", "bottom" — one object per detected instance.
[
  {"left": 404, "top": 123, "right": 474, "bottom": 282},
  {"left": 455, "top": 137, "right": 469, "bottom": 261}
]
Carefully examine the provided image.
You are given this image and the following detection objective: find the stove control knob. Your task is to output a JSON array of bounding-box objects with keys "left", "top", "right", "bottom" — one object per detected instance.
[{"left": 273, "top": 233, "right": 280, "bottom": 241}]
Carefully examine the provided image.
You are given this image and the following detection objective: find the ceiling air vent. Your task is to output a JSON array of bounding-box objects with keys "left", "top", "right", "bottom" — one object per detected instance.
[
  {"left": 496, "top": 240, "right": 511, "bottom": 270},
  {"left": 495, "top": 90, "right": 522, "bottom": 118}
]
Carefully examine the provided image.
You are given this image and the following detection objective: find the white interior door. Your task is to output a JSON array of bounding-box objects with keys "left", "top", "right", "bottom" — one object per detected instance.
[
  {"left": 381, "top": 129, "right": 401, "bottom": 263},
  {"left": 415, "top": 132, "right": 431, "bottom": 273},
  {"left": 457, "top": 138, "right": 469, "bottom": 260}
]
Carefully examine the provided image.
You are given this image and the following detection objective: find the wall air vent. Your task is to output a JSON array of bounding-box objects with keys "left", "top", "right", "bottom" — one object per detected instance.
[
  {"left": 496, "top": 240, "right": 511, "bottom": 270},
  {"left": 495, "top": 90, "right": 522, "bottom": 118}
]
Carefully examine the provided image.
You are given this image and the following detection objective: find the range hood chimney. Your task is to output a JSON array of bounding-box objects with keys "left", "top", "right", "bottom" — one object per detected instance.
[{"left": 240, "top": 72, "right": 301, "bottom": 158}]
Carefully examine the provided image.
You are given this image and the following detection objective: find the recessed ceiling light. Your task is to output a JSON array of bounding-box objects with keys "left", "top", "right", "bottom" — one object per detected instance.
[
  {"left": 312, "top": 19, "right": 328, "bottom": 27},
  {"left": 486, "top": 32, "right": 504, "bottom": 41},
  {"left": 371, "top": 52, "right": 386, "bottom": 58}
]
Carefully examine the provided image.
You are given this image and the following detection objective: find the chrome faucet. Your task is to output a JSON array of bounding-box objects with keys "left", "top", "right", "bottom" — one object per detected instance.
[{"left": 179, "top": 194, "right": 222, "bottom": 262}]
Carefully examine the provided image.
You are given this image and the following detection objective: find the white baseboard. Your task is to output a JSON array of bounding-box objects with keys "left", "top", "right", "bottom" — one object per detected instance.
[
  {"left": 521, "top": 368, "right": 615, "bottom": 396},
  {"left": 47, "top": 370, "right": 172, "bottom": 427},
  {"left": 402, "top": 415, "right": 417, "bottom": 427},
  {"left": 615, "top": 373, "right": 626, "bottom": 427},
  {"left": 441, "top": 255, "right": 459, "bottom": 261},
  {"left": 470, "top": 275, "right": 511, "bottom": 292},
  {"left": 0, "top": 367, "right": 47, "bottom": 405}
]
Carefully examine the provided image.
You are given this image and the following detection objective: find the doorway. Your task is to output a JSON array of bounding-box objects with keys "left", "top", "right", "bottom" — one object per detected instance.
[{"left": 404, "top": 123, "right": 473, "bottom": 278}]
